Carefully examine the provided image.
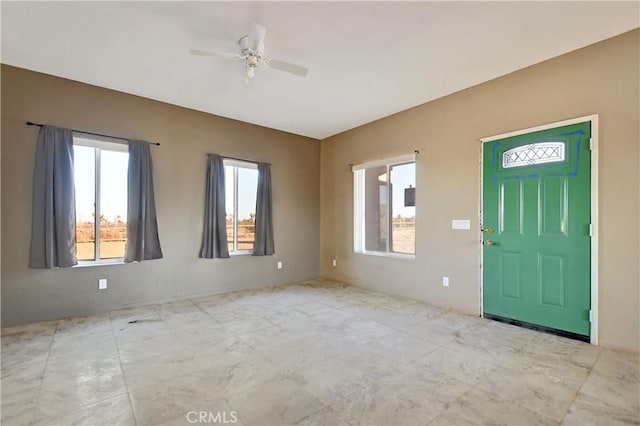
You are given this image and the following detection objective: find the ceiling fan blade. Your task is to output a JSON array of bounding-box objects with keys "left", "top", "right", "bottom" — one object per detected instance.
[
  {"left": 249, "top": 23, "right": 266, "bottom": 52},
  {"left": 267, "top": 59, "right": 308, "bottom": 77},
  {"left": 189, "top": 48, "right": 241, "bottom": 59}
]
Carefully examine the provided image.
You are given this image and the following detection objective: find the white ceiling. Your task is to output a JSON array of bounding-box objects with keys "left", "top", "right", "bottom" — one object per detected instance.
[{"left": 2, "top": 2, "right": 638, "bottom": 139}]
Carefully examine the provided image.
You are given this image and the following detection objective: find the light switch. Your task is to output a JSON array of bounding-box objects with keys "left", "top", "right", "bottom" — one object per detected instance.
[
  {"left": 451, "top": 219, "right": 471, "bottom": 230},
  {"left": 98, "top": 279, "right": 107, "bottom": 290}
]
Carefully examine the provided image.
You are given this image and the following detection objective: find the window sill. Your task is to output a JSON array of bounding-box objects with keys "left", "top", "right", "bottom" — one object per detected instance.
[
  {"left": 229, "top": 250, "right": 254, "bottom": 256},
  {"left": 355, "top": 251, "right": 415, "bottom": 260},
  {"left": 74, "top": 259, "right": 125, "bottom": 268}
]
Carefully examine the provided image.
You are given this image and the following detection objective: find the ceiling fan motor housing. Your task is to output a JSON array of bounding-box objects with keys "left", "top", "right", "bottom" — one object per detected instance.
[{"left": 240, "top": 36, "right": 261, "bottom": 79}]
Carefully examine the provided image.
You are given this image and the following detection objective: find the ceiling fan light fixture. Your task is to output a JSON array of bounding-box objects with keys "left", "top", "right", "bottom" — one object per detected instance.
[{"left": 246, "top": 65, "right": 256, "bottom": 79}]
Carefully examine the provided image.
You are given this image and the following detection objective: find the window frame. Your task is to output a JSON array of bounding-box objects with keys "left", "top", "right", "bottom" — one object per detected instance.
[
  {"left": 73, "top": 135, "right": 128, "bottom": 266},
  {"left": 223, "top": 158, "right": 258, "bottom": 256},
  {"left": 353, "top": 154, "right": 416, "bottom": 259}
]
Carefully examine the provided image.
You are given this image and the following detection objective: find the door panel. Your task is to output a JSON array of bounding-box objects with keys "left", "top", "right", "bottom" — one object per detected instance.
[
  {"left": 539, "top": 253, "right": 566, "bottom": 308},
  {"left": 500, "top": 180, "right": 524, "bottom": 234},
  {"left": 539, "top": 176, "right": 568, "bottom": 236},
  {"left": 500, "top": 251, "right": 523, "bottom": 300},
  {"left": 483, "top": 122, "right": 591, "bottom": 337}
]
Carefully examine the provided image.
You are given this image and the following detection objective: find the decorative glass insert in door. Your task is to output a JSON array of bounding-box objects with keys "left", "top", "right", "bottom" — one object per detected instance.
[{"left": 502, "top": 142, "right": 565, "bottom": 168}]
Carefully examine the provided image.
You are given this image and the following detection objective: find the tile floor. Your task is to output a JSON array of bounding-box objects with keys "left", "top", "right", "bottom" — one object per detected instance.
[{"left": 1, "top": 280, "right": 638, "bottom": 426}]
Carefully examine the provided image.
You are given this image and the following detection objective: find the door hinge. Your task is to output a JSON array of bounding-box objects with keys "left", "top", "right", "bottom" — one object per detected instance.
[
  {"left": 589, "top": 223, "right": 593, "bottom": 237},
  {"left": 589, "top": 138, "right": 593, "bottom": 150},
  {"left": 589, "top": 310, "right": 593, "bottom": 322}
]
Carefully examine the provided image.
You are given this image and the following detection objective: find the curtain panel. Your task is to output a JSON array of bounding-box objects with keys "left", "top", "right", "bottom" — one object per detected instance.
[
  {"left": 200, "top": 154, "right": 230, "bottom": 259},
  {"left": 29, "top": 126, "right": 78, "bottom": 268},
  {"left": 125, "top": 140, "right": 163, "bottom": 263},
  {"left": 254, "top": 162, "right": 275, "bottom": 256}
]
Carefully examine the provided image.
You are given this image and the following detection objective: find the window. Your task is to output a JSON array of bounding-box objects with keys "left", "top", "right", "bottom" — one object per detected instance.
[
  {"left": 354, "top": 155, "right": 416, "bottom": 257},
  {"left": 502, "top": 142, "right": 565, "bottom": 168},
  {"left": 74, "top": 137, "right": 128, "bottom": 263},
  {"left": 224, "top": 159, "right": 258, "bottom": 254}
]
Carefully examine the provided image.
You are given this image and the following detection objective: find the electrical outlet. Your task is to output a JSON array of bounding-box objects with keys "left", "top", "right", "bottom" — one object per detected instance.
[
  {"left": 332, "top": 259, "right": 337, "bottom": 267},
  {"left": 98, "top": 278, "right": 107, "bottom": 290},
  {"left": 277, "top": 261, "right": 283, "bottom": 270},
  {"left": 442, "top": 276, "right": 449, "bottom": 287}
]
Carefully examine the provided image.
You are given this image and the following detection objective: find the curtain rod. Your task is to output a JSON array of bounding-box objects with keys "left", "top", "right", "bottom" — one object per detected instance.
[
  {"left": 26, "top": 122, "right": 160, "bottom": 146},
  {"left": 221, "top": 154, "right": 271, "bottom": 166}
]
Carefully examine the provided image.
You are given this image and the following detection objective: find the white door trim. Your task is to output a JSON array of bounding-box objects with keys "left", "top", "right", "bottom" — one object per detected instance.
[{"left": 479, "top": 114, "right": 599, "bottom": 345}]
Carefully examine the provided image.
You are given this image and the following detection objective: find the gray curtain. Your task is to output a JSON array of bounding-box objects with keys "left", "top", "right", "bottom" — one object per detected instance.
[
  {"left": 200, "top": 154, "right": 229, "bottom": 259},
  {"left": 125, "top": 140, "right": 163, "bottom": 263},
  {"left": 29, "top": 126, "right": 78, "bottom": 268},
  {"left": 254, "top": 162, "right": 274, "bottom": 256}
]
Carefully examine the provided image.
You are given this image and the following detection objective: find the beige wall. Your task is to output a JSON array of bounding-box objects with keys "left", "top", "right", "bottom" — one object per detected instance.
[
  {"left": 320, "top": 30, "right": 640, "bottom": 351},
  {"left": 1, "top": 65, "right": 320, "bottom": 326}
]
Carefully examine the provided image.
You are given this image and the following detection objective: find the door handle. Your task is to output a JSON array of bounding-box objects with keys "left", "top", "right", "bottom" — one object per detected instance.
[{"left": 483, "top": 240, "right": 495, "bottom": 246}]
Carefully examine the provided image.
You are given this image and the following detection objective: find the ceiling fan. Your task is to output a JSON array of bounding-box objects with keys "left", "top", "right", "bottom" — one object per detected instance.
[{"left": 190, "top": 23, "right": 308, "bottom": 85}]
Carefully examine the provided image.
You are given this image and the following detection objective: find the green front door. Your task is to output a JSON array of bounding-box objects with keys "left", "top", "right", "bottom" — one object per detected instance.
[{"left": 482, "top": 122, "right": 591, "bottom": 337}]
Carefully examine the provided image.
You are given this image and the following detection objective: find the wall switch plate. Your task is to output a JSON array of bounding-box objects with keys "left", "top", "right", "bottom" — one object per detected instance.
[
  {"left": 442, "top": 276, "right": 449, "bottom": 287},
  {"left": 451, "top": 219, "right": 471, "bottom": 230},
  {"left": 332, "top": 259, "right": 337, "bottom": 267},
  {"left": 277, "top": 261, "right": 283, "bottom": 270},
  {"left": 98, "top": 279, "right": 107, "bottom": 290}
]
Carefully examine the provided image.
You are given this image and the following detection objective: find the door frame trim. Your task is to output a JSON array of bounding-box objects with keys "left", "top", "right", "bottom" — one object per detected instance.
[{"left": 478, "top": 114, "right": 599, "bottom": 345}]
